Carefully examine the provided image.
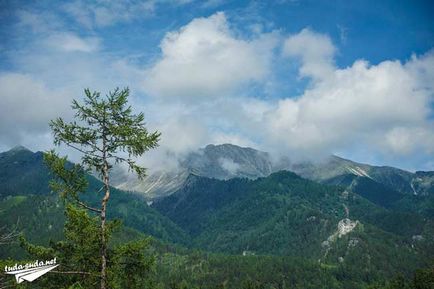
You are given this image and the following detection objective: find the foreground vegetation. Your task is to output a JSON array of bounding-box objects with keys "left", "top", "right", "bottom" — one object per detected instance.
[
  {"left": 0, "top": 88, "right": 432, "bottom": 288},
  {"left": 1, "top": 229, "right": 433, "bottom": 289}
]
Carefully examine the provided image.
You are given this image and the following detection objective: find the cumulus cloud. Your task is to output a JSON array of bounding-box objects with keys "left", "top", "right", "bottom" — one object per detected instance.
[
  {"left": 0, "top": 73, "right": 73, "bottom": 146},
  {"left": 133, "top": 115, "right": 210, "bottom": 172},
  {"left": 156, "top": 116, "right": 209, "bottom": 155},
  {"left": 283, "top": 28, "right": 336, "bottom": 81},
  {"left": 1, "top": 7, "right": 433, "bottom": 171},
  {"left": 0, "top": 9, "right": 142, "bottom": 153},
  {"left": 143, "top": 12, "right": 278, "bottom": 100},
  {"left": 261, "top": 40, "right": 434, "bottom": 158},
  {"left": 139, "top": 22, "right": 434, "bottom": 166}
]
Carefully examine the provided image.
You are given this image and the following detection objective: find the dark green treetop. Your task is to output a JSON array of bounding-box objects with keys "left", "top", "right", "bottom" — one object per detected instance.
[{"left": 49, "top": 87, "right": 160, "bottom": 178}]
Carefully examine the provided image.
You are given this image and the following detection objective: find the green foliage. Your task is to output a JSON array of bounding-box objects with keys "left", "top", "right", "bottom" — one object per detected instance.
[
  {"left": 44, "top": 151, "right": 88, "bottom": 201},
  {"left": 0, "top": 194, "right": 65, "bottom": 258},
  {"left": 366, "top": 264, "right": 434, "bottom": 289},
  {"left": 17, "top": 203, "right": 156, "bottom": 289},
  {"left": 0, "top": 148, "right": 52, "bottom": 198},
  {"left": 153, "top": 252, "right": 345, "bottom": 289},
  {"left": 349, "top": 176, "right": 404, "bottom": 208},
  {"left": 50, "top": 87, "right": 160, "bottom": 178},
  {"left": 154, "top": 171, "right": 434, "bottom": 281},
  {"left": 110, "top": 239, "right": 156, "bottom": 289},
  {"left": 0, "top": 146, "right": 190, "bottom": 255},
  {"left": 18, "top": 204, "right": 102, "bottom": 288},
  {"left": 1, "top": 87, "right": 163, "bottom": 289},
  {"left": 413, "top": 267, "right": 434, "bottom": 289},
  {"left": 47, "top": 87, "right": 161, "bottom": 289},
  {"left": 1, "top": 136, "right": 433, "bottom": 288}
]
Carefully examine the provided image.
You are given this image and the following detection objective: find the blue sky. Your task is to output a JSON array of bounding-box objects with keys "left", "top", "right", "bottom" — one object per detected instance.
[
  {"left": 0, "top": 0, "right": 433, "bottom": 171},
  {"left": 2, "top": 1, "right": 432, "bottom": 67}
]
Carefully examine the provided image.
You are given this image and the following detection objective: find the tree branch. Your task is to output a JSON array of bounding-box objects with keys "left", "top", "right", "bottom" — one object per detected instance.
[
  {"left": 110, "top": 155, "right": 134, "bottom": 167},
  {"left": 74, "top": 198, "right": 102, "bottom": 213},
  {"left": 64, "top": 142, "right": 101, "bottom": 159}
]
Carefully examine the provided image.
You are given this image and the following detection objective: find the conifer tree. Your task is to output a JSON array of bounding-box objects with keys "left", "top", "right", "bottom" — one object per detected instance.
[{"left": 48, "top": 87, "right": 160, "bottom": 289}]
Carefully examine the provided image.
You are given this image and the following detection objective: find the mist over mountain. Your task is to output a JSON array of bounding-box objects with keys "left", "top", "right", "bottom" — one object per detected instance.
[
  {"left": 111, "top": 144, "right": 434, "bottom": 208},
  {"left": 1, "top": 144, "right": 433, "bottom": 287}
]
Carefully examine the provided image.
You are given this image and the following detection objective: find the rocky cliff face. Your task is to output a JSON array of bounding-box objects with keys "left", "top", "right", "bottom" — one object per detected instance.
[
  {"left": 110, "top": 143, "right": 434, "bottom": 201},
  {"left": 181, "top": 144, "right": 275, "bottom": 179},
  {"left": 111, "top": 144, "right": 280, "bottom": 200}
]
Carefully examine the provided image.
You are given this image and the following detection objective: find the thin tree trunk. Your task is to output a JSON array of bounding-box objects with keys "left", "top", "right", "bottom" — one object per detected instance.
[
  {"left": 101, "top": 160, "right": 110, "bottom": 289},
  {"left": 100, "top": 135, "right": 110, "bottom": 289}
]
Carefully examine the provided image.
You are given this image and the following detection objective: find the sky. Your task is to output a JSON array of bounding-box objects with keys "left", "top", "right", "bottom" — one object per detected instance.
[{"left": 0, "top": 0, "right": 433, "bottom": 171}]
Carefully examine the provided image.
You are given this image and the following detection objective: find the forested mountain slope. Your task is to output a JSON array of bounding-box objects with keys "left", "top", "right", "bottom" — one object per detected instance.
[
  {"left": 1, "top": 146, "right": 433, "bottom": 288},
  {"left": 154, "top": 171, "right": 434, "bottom": 276},
  {"left": 0, "top": 146, "right": 190, "bottom": 258},
  {"left": 111, "top": 144, "right": 434, "bottom": 210}
]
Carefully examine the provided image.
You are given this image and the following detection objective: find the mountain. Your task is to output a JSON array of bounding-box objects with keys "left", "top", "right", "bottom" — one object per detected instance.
[
  {"left": 1, "top": 145, "right": 433, "bottom": 288},
  {"left": 0, "top": 146, "right": 190, "bottom": 258},
  {"left": 115, "top": 169, "right": 191, "bottom": 200},
  {"left": 112, "top": 144, "right": 434, "bottom": 210},
  {"left": 0, "top": 145, "right": 53, "bottom": 197},
  {"left": 294, "top": 156, "right": 434, "bottom": 215},
  {"left": 153, "top": 170, "right": 434, "bottom": 276},
  {"left": 182, "top": 143, "right": 274, "bottom": 179},
  {"left": 112, "top": 144, "right": 277, "bottom": 200}
]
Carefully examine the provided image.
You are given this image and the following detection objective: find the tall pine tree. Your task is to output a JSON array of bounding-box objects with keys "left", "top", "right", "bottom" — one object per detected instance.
[{"left": 48, "top": 87, "right": 160, "bottom": 289}]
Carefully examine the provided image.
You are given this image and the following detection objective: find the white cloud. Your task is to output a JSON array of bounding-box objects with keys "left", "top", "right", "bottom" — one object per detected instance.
[
  {"left": 384, "top": 126, "right": 434, "bottom": 155},
  {"left": 283, "top": 28, "right": 336, "bottom": 81},
  {"left": 156, "top": 116, "right": 209, "bottom": 154},
  {"left": 16, "top": 9, "right": 64, "bottom": 33},
  {"left": 62, "top": 0, "right": 197, "bottom": 29},
  {"left": 261, "top": 38, "right": 434, "bottom": 158},
  {"left": 2, "top": 6, "right": 434, "bottom": 172},
  {"left": 143, "top": 12, "right": 278, "bottom": 100},
  {"left": 133, "top": 114, "right": 210, "bottom": 172},
  {"left": 62, "top": 0, "right": 156, "bottom": 28},
  {"left": 219, "top": 157, "right": 240, "bottom": 174},
  {"left": 0, "top": 73, "right": 73, "bottom": 146},
  {"left": 45, "top": 33, "right": 100, "bottom": 52},
  {"left": 210, "top": 131, "right": 258, "bottom": 148},
  {"left": 140, "top": 25, "right": 434, "bottom": 163}
]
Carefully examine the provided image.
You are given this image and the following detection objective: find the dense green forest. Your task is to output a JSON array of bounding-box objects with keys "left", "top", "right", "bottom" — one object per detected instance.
[{"left": 0, "top": 147, "right": 433, "bottom": 288}]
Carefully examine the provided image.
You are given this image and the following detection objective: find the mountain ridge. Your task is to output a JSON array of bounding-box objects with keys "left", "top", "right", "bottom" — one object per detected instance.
[
  {"left": 1, "top": 145, "right": 433, "bottom": 283},
  {"left": 152, "top": 169, "right": 434, "bottom": 274},
  {"left": 103, "top": 143, "right": 434, "bottom": 204},
  {"left": 4, "top": 144, "right": 433, "bottom": 207}
]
